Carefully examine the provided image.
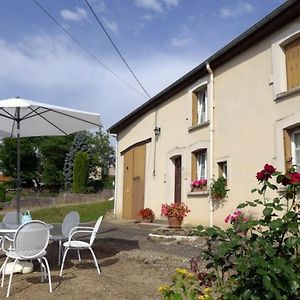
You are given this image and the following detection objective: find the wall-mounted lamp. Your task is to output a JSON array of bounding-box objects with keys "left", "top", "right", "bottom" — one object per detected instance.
[{"left": 154, "top": 126, "right": 161, "bottom": 137}]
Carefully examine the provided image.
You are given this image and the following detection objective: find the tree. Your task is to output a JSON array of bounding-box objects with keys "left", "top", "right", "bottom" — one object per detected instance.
[
  {"left": 64, "top": 129, "right": 114, "bottom": 191},
  {"left": 87, "top": 129, "right": 114, "bottom": 181},
  {"left": 64, "top": 132, "right": 91, "bottom": 190},
  {"left": 39, "top": 135, "right": 74, "bottom": 190},
  {"left": 72, "top": 152, "right": 89, "bottom": 193},
  {"left": 0, "top": 137, "right": 40, "bottom": 187}
]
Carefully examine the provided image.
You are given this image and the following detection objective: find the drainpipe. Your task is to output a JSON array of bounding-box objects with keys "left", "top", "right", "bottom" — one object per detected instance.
[
  {"left": 206, "top": 62, "right": 214, "bottom": 227},
  {"left": 110, "top": 133, "right": 118, "bottom": 219}
]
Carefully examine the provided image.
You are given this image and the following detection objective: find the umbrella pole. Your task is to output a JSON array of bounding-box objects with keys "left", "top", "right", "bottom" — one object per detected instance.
[{"left": 16, "top": 108, "right": 21, "bottom": 225}]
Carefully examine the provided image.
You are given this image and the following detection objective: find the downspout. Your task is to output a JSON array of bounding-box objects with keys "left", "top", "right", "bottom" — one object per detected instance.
[
  {"left": 206, "top": 63, "right": 214, "bottom": 227},
  {"left": 110, "top": 133, "right": 118, "bottom": 219}
]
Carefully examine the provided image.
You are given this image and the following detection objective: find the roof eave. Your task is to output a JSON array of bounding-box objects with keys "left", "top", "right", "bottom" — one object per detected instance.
[{"left": 109, "top": 0, "right": 300, "bottom": 134}]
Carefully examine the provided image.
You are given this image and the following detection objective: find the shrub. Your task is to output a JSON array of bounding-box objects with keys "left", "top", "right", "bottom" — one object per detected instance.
[
  {"left": 193, "top": 164, "right": 300, "bottom": 299},
  {"left": 72, "top": 152, "right": 89, "bottom": 193}
]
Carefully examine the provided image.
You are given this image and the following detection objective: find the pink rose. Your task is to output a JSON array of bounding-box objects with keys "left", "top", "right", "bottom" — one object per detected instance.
[{"left": 225, "top": 215, "right": 231, "bottom": 223}]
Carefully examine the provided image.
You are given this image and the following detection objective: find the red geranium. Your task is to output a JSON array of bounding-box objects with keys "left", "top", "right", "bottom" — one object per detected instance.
[{"left": 138, "top": 208, "right": 155, "bottom": 219}]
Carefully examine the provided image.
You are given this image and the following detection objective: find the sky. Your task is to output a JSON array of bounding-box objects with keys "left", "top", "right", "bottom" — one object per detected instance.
[{"left": 0, "top": 0, "right": 285, "bottom": 130}]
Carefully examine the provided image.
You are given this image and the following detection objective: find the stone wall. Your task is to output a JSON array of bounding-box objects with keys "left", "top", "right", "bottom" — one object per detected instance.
[{"left": 1, "top": 189, "right": 114, "bottom": 210}]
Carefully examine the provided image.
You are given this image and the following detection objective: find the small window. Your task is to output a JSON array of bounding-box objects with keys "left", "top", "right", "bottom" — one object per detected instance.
[
  {"left": 283, "top": 126, "right": 300, "bottom": 172},
  {"left": 218, "top": 161, "right": 228, "bottom": 184},
  {"left": 291, "top": 131, "right": 300, "bottom": 172},
  {"left": 191, "top": 149, "right": 207, "bottom": 180},
  {"left": 192, "top": 87, "right": 207, "bottom": 125},
  {"left": 285, "top": 38, "right": 300, "bottom": 90}
]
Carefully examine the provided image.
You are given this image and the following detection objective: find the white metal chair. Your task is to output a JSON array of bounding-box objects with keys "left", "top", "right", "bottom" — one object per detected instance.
[
  {"left": 0, "top": 220, "right": 52, "bottom": 297},
  {"left": 50, "top": 211, "right": 80, "bottom": 265},
  {"left": 0, "top": 212, "right": 23, "bottom": 251},
  {"left": 2, "top": 212, "right": 22, "bottom": 228},
  {"left": 60, "top": 216, "right": 103, "bottom": 277}
]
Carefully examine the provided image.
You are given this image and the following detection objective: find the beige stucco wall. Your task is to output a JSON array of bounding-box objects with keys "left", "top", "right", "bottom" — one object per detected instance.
[{"left": 114, "top": 17, "right": 300, "bottom": 227}]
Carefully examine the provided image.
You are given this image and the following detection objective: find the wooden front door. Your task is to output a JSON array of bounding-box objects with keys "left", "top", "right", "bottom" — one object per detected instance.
[
  {"left": 122, "top": 144, "right": 146, "bottom": 219},
  {"left": 174, "top": 156, "right": 182, "bottom": 203}
]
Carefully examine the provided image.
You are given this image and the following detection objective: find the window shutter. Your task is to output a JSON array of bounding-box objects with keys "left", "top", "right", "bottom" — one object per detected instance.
[
  {"left": 283, "top": 129, "right": 292, "bottom": 172},
  {"left": 192, "top": 92, "right": 198, "bottom": 125},
  {"left": 191, "top": 152, "right": 197, "bottom": 180},
  {"left": 285, "top": 38, "right": 300, "bottom": 90}
]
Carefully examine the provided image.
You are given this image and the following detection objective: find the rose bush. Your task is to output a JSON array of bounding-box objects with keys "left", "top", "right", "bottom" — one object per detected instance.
[{"left": 193, "top": 164, "right": 300, "bottom": 299}]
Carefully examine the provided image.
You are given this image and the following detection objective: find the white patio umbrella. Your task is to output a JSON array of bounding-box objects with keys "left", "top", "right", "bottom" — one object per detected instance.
[{"left": 0, "top": 97, "right": 101, "bottom": 223}]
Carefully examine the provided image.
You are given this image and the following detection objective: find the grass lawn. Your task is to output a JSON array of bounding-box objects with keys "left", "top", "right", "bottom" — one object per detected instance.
[{"left": 1, "top": 200, "right": 114, "bottom": 223}]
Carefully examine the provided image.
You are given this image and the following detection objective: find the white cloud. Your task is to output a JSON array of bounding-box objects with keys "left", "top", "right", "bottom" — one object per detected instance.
[
  {"left": 143, "top": 14, "right": 154, "bottom": 22},
  {"left": 134, "top": 0, "right": 162, "bottom": 13},
  {"left": 220, "top": 2, "right": 254, "bottom": 18},
  {"left": 171, "top": 37, "right": 190, "bottom": 48},
  {"left": 162, "top": 0, "right": 179, "bottom": 7},
  {"left": 170, "top": 24, "right": 191, "bottom": 48},
  {"left": 103, "top": 17, "right": 119, "bottom": 34},
  {"left": 60, "top": 7, "right": 88, "bottom": 21},
  {"left": 0, "top": 35, "right": 199, "bottom": 128}
]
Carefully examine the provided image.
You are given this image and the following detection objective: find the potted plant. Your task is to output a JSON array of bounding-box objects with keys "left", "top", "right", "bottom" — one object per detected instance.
[
  {"left": 209, "top": 176, "right": 228, "bottom": 200},
  {"left": 138, "top": 208, "right": 155, "bottom": 223},
  {"left": 161, "top": 202, "right": 190, "bottom": 228},
  {"left": 190, "top": 179, "right": 207, "bottom": 192}
]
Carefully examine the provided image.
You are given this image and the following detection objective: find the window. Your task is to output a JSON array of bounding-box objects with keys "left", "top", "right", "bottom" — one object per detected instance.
[
  {"left": 285, "top": 38, "right": 300, "bottom": 90},
  {"left": 218, "top": 161, "right": 228, "bottom": 179},
  {"left": 283, "top": 127, "right": 300, "bottom": 172},
  {"left": 218, "top": 161, "right": 228, "bottom": 185},
  {"left": 291, "top": 131, "right": 300, "bottom": 171},
  {"left": 192, "top": 87, "right": 207, "bottom": 125},
  {"left": 191, "top": 150, "right": 207, "bottom": 180}
]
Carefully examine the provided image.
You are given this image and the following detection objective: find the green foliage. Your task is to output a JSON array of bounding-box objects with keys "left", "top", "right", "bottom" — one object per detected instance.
[
  {"left": 158, "top": 268, "right": 214, "bottom": 300},
  {"left": 0, "top": 186, "right": 5, "bottom": 201},
  {"left": 209, "top": 176, "right": 228, "bottom": 200},
  {"left": 87, "top": 129, "right": 114, "bottom": 182},
  {"left": 39, "top": 135, "right": 74, "bottom": 190},
  {"left": 193, "top": 167, "right": 300, "bottom": 299},
  {"left": 64, "top": 130, "right": 114, "bottom": 191},
  {"left": 0, "top": 137, "right": 40, "bottom": 185},
  {"left": 64, "top": 132, "right": 91, "bottom": 190},
  {"left": 72, "top": 152, "right": 89, "bottom": 193}
]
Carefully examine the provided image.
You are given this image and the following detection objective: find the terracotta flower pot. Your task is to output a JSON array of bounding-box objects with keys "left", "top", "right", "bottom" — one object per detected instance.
[
  {"left": 142, "top": 218, "right": 153, "bottom": 223},
  {"left": 168, "top": 216, "right": 183, "bottom": 228}
]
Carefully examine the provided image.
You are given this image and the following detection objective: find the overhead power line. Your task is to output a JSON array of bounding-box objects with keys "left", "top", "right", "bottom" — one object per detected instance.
[
  {"left": 32, "top": 0, "right": 147, "bottom": 99},
  {"left": 84, "top": 0, "right": 151, "bottom": 99}
]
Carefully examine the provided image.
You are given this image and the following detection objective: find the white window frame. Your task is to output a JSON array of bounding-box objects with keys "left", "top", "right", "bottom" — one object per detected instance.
[
  {"left": 197, "top": 88, "right": 207, "bottom": 124},
  {"left": 197, "top": 150, "right": 207, "bottom": 179},
  {"left": 291, "top": 130, "right": 300, "bottom": 171}
]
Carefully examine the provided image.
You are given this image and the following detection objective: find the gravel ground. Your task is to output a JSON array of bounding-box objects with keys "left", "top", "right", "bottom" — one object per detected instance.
[{"left": 0, "top": 217, "right": 205, "bottom": 300}]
